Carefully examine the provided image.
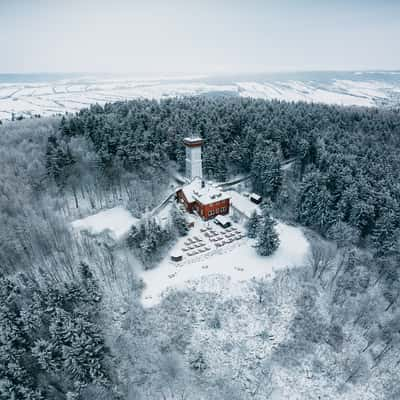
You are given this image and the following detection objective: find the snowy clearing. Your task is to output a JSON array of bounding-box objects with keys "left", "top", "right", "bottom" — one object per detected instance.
[
  {"left": 71, "top": 206, "right": 138, "bottom": 239},
  {"left": 139, "top": 218, "right": 309, "bottom": 307}
]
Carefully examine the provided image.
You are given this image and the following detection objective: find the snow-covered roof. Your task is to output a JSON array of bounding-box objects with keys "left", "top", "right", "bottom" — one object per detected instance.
[
  {"left": 183, "top": 137, "right": 204, "bottom": 147},
  {"left": 171, "top": 252, "right": 183, "bottom": 258},
  {"left": 181, "top": 178, "right": 230, "bottom": 205},
  {"left": 184, "top": 136, "right": 203, "bottom": 143},
  {"left": 215, "top": 215, "right": 231, "bottom": 226},
  {"left": 250, "top": 193, "right": 262, "bottom": 201},
  {"left": 227, "top": 190, "right": 261, "bottom": 218}
]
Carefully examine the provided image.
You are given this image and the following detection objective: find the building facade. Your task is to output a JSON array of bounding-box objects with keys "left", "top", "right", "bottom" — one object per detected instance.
[
  {"left": 176, "top": 179, "right": 230, "bottom": 221},
  {"left": 178, "top": 137, "right": 230, "bottom": 220}
]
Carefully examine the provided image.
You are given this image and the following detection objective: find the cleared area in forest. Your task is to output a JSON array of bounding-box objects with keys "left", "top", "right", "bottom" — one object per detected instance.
[
  {"left": 71, "top": 206, "right": 138, "bottom": 239},
  {"left": 139, "top": 217, "right": 309, "bottom": 307}
]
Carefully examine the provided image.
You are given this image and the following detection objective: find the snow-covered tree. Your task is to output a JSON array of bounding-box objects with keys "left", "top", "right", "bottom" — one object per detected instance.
[
  {"left": 297, "top": 171, "right": 335, "bottom": 233},
  {"left": 256, "top": 211, "right": 280, "bottom": 256},
  {"left": 245, "top": 211, "right": 261, "bottom": 238},
  {"left": 127, "top": 216, "right": 174, "bottom": 268},
  {"left": 251, "top": 140, "right": 282, "bottom": 200},
  {"left": 171, "top": 206, "right": 189, "bottom": 236}
]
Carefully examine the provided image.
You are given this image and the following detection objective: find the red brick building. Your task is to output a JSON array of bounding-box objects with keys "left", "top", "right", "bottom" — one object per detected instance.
[{"left": 176, "top": 178, "right": 230, "bottom": 220}]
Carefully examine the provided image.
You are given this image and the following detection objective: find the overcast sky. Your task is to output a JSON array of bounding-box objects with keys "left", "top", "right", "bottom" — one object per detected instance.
[{"left": 1, "top": 0, "right": 399, "bottom": 75}]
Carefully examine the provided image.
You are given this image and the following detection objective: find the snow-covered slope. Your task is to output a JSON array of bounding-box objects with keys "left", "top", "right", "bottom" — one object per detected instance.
[{"left": 1, "top": 71, "right": 400, "bottom": 120}]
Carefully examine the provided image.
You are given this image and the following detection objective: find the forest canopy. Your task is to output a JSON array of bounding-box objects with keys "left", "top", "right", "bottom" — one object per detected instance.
[
  {"left": 1, "top": 97, "right": 400, "bottom": 399},
  {"left": 55, "top": 97, "right": 400, "bottom": 254}
]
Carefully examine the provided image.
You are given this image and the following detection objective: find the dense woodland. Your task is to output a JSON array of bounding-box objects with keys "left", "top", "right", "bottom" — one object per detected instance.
[
  {"left": 51, "top": 97, "right": 400, "bottom": 254},
  {"left": 1, "top": 97, "right": 400, "bottom": 399}
]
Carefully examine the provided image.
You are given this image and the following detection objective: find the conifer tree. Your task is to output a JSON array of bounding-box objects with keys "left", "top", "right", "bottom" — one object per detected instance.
[
  {"left": 371, "top": 210, "right": 399, "bottom": 256},
  {"left": 171, "top": 206, "right": 189, "bottom": 236},
  {"left": 251, "top": 140, "right": 282, "bottom": 200},
  {"left": 297, "top": 171, "right": 335, "bottom": 233},
  {"left": 246, "top": 211, "right": 261, "bottom": 238},
  {"left": 256, "top": 211, "right": 280, "bottom": 256}
]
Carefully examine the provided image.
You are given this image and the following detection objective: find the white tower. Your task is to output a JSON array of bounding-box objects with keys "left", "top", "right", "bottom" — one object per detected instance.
[{"left": 184, "top": 137, "right": 204, "bottom": 181}]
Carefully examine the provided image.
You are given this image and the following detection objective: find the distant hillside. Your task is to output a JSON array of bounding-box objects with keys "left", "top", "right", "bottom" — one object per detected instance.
[{"left": 1, "top": 71, "right": 400, "bottom": 120}]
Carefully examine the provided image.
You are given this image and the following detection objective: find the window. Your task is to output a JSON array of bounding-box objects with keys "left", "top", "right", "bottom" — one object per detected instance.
[
  {"left": 215, "top": 208, "right": 219, "bottom": 213},
  {"left": 220, "top": 207, "right": 225, "bottom": 213}
]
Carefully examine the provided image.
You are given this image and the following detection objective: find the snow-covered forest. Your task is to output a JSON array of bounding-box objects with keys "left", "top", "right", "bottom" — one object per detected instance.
[{"left": 1, "top": 97, "right": 400, "bottom": 399}]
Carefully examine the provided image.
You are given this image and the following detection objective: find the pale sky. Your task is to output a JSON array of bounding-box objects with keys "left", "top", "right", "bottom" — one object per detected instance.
[{"left": 1, "top": 0, "right": 399, "bottom": 75}]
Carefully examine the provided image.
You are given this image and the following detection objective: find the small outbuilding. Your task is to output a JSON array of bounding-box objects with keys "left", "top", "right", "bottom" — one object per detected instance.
[
  {"left": 250, "top": 193, "right": 262, "bottom": 204},
  {"left": 214, "top": 215, "right": 231, "bottom": 229},
  {"left": 171, "top": 252, "right": 183, "bottom": 262}
]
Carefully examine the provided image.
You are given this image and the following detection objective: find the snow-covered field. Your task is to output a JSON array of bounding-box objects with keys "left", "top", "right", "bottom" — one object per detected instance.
[
  {"left": 139, "top": 217, "right": 309, "bottom": 307},
  {"left": 0, "top": 77, "right": 236, "bottom": 120},
  {"left": 71, "top": 206, "right": 138, "bottom": 239},
  {"left": 1, "top": 72, "right": 400, "bottom": 120},
  {"left": 236, "top": 79, "right": 398, "bottom": 107}
]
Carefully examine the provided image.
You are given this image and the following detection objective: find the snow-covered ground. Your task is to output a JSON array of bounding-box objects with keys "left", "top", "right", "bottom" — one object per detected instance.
[
  {"left": 1, "top": 72, "right": 400, "bottom": 120},
  {"left": 0, "top": 78, "right": 236, "bottom": 120},
  {"left": 139, "top": 217, "right": 309, "bottom": 307},
  {"left": 237, "top": 80, "right": 379, "bottom": 107},
  {"left": 69, "top": 195, "right": 309, "bottom": 308},
  {"left": 71, "top": 206, "right": 138, "bottom": 239}
]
